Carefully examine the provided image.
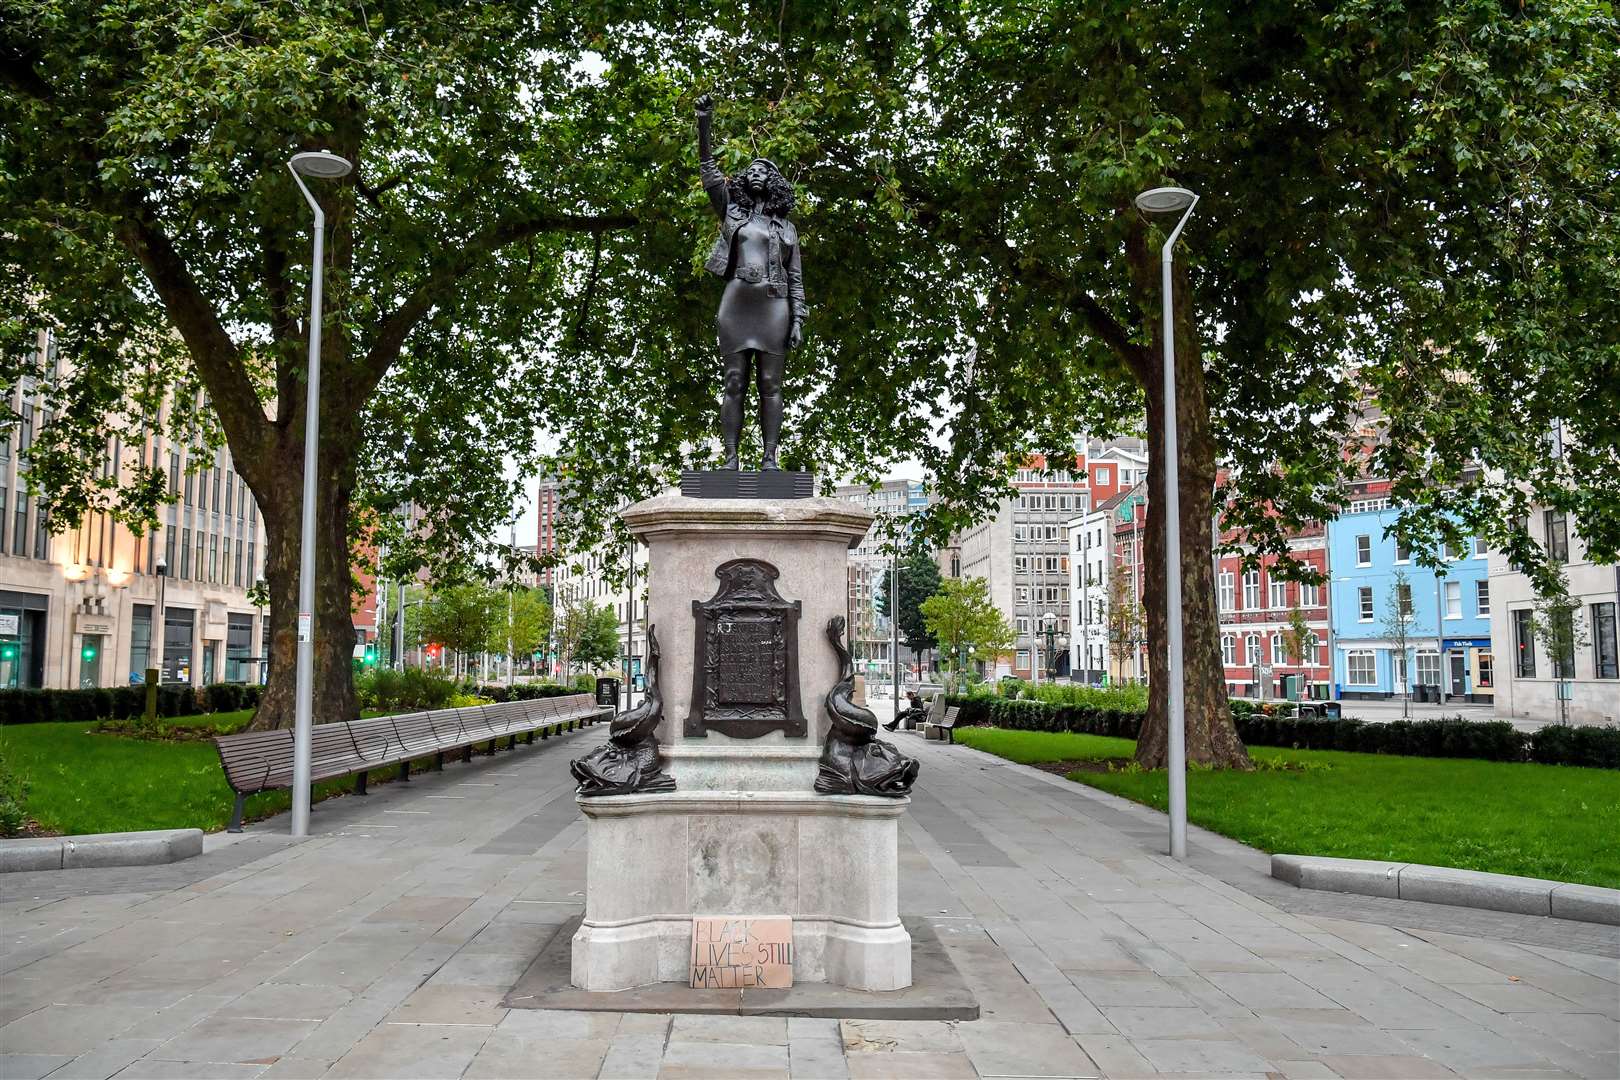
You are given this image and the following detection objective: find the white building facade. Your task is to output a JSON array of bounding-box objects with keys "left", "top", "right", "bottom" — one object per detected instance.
[
  {"left": 2, "top": 330, "right": 271, "bottom": 691},
  {"left": 1488, "top": 506, "right": 1619, "bottom": 725}
]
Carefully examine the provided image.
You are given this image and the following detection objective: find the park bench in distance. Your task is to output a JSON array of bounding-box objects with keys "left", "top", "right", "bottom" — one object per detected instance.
[
  {"left": 926, "top": 705, "right": 961, "bottom": 743},
  {"left": 212, "top": 693, "right": 609, "bottom": 832}
]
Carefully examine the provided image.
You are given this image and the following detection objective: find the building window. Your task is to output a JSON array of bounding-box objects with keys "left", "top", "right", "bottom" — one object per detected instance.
[
  {"left": 1472, "top": 536, "right": 1487, "bottom": 557},
  {"left": 1358, "top": 587, "right": 1374, "bottom": 622},
  {"left": 1415, "top": 651, "right": 1440, "bottom": 688},
  {"left": 1513, "top": 609, "right": 1536, "bottom": 678},
  {"left": 1218, "top": 572, "right": 1235, "bottom": 611},
  {"left": 1395, "top": 538, "right": 1410, "bottom": 562},
  {"left": 180, "top": 528, "right": 192, "bottom": 579},
  {"left": 1269, "top": 578, "right": 1288, "bottom": 610},
  {"left": 1015, "top": 649, "right": 1029, "bottom": 669},
  {"left": 1543, "top": 509, "right": 1569, "bottom": 563},
  {"left": 1303, "top": 632, "right": 1320, "bottom": 667},
  {"left": 1014, "top": 556, "right": 1027, "bottom": 572},
  {"left": 1221, "top": 635, "right": 1236, "bottom": 666},
  {"left": 1270, "top": 632, "right": 1285, "bottom": 665},
  {"left": 1476, "top": 579, "right": 1489, "bottom": 617},
  {"left": 1477, "top": 652, "right": 1493, "bottom": 687},
  {"left": 1016, "top": 617, "right": 1029, "bottom": 634},
  {"left": 1245, "top": 635, "right": 1260, "bottom": 666},
  {"left": 1016, "top": 586, "right": 1029, "bottom": 603},
  {"left": 1355, "top": 534, "right": 1371, "bottom": 566},
  {"left": 1300, "top": 581, "right": 1320, "bottom": 607},
  {"left": 1397, "top": 582, "right": 1412, "bottom": 618},
  {"left": 1098, "top": 467, "right": 1110, "bottom": 484},
  {"left": 1593, "top": 602, "right": 1617, "bottom": 679},
  {"left": 1347, "top": 650, "right": 1376, "bottom": 685},
  {"left": 1242, "top": 570, "right": 1260, "bottom": 610},
  {"left": 1444, "top": 580, "right": 1461, "bottom": 619}
]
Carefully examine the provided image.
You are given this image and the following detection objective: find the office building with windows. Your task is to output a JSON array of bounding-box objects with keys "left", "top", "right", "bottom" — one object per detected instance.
[
  {"left": 1068, "top": 486, "right": 1148, "bottom": 686},
  {"left": 835, "top": 479, "right": 929, "bottom": 682},
  {"left": 1, "top": 330, "right": 272, "bottom": 690},
  {"left": 1326, "top": 500, "right": 1494, "bottom": 703},
  {"left": 1217, "top": 518, "right": 1333, "bottom": 701},
  {"left": 1488, "top": 506, "right": 1618, "bottom": 725}
]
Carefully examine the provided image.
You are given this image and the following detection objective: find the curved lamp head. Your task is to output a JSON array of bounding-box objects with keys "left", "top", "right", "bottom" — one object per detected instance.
[
  {"left": 289, "top": 151, "right": 354, "bottom": 179},
  {"left": 1134, "top": 186, "right": 1198, "bottom": 216}
]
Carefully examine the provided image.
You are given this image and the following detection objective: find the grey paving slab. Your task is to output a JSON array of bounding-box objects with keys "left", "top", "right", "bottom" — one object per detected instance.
[
  {"left": 955, "top": 1019, "right": 1101, "bottom": 1078},
  {"left": 0, "top": 1054, "right": 73, "bottom": 1080},
  {"left": 150, "top": 1016, "right": 318, "bottom": 1066},
  {"left": 463, "top": 1033, "right": 612, "bottom": 1079},
  {"left": 324, "top": 1021, "right": 493, "bottom": 1078},
  {"left": 1131, "top": 1036, "right": 1272, "bottom": 1074},
  {"left": 43, "top": 1037, "right": 162, "bottom": 1080},
  {"left": 596, "top": 1034, "right": 666, "bottom": 1080}
]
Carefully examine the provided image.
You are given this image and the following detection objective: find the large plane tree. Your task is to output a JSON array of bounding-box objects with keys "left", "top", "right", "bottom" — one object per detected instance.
[{"left": 5, "top": 0, "right": 1615, "bottom": 751}]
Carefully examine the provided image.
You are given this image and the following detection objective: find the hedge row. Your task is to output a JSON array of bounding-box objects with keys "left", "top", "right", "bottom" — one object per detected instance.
[
  {"left": 0, "top": 683, "right": 263, "bottom": 725},
  {"left": 474, "top": 682, "right": 589, "bottom": 702},
  {"left": 945, "top": 695, "right": 1620, "bottom": 769}
]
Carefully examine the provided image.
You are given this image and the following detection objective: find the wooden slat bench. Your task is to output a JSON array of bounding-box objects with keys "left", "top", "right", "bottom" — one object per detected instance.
[
  {"left": 214, "top": 692, "right": 608, "bottom": 832},
  {"left": 925, "top": 705, "right": 961, "bottom": 743}
]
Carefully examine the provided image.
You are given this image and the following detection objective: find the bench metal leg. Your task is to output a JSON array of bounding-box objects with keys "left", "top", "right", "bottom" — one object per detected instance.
[
  {"left": 507, "top": 735, "right": 517, "bottom": 751},
  {"left": 398, "top": 760, "right": 411, "bottom": 782},
  {"left": 946, "top": 729, "right": 955, "bottom": 744},
  {"left": 434, "top": 752, "right": 445, "bottom": 771},
  {"left": 227, "top": 793, "right": 247, "bottom": 833},
  {"left": 525, "top": 731, "right": 534, "bottom": 745},
  {"left": 462, "top": 745, "right": 473, "bottom": 763},
  {"left": 540, "top": 726, "right": 549, "bottom": 740},
  {"left": 486, "top": 739, "right": 497, "bottom": 756},
  {"left": 355, "top": 771, "right": 368, "bottom": 796}
]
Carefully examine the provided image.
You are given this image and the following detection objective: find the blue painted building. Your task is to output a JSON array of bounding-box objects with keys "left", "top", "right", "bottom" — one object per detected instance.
[{"left": 1326, "top": 506, "right": 1495, "bottom": 704}]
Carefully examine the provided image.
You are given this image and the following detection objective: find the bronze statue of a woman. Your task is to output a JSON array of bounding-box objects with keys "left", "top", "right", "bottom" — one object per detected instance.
[{"left": 695, "top": 94, "right": 805, "bottom": 471}]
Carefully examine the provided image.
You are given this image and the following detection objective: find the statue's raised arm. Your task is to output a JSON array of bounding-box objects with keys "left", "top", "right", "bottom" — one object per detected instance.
[{"left": 695, "top": 94, "right": 728, "bottom": 219}]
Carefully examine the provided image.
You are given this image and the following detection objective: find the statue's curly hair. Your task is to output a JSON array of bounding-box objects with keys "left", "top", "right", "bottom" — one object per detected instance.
[{"left": 727, "top": 161, "right": 795, "bottom": 219}]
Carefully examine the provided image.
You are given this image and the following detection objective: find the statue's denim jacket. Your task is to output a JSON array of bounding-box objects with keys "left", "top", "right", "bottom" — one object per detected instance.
[{"left": 700, "top": 159, "right": 806, "bottom": 326}]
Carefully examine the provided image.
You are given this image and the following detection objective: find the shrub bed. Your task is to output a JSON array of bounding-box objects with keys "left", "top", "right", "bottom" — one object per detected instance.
[
  {"left": 0, "top": 684, "right": 261, "bottom": 726},
  {"left": 945, "top": 694, "right": 1620, "bottom": 768},
  {"left": 474, "top": 682, "right": 586, "bottom": 702}
]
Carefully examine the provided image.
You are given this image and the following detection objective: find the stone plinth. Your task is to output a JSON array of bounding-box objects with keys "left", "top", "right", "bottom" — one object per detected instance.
[
  {"left": 570, "top": 494, "right": 913, "bottom": 993},
  {"left": 570, "top": 791, "right": 911, "bottom": 992},
  {"left": 620, "top": 494, "right": 874, "bottom": 782}
]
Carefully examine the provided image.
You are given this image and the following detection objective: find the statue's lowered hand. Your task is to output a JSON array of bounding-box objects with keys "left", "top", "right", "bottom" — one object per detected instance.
[{"left": 694, "top": 93, "right": 714, "bottom": 119}]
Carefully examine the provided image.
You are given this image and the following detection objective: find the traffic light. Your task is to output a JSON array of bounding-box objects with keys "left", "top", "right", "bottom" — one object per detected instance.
[
  {"left": 81, "top": 641, "right": 97, "bottom": 662},
  {"left": 363, "top": 643, "right": 377, "bottom": 665},
  {"left": 0, "top": 642, "right": 17, "bottom": 662}
]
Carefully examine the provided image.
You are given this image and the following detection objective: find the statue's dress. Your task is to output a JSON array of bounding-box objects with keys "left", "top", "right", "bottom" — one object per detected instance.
[{"left": 716, "top": 215, "right": 792, "bottom": 355}]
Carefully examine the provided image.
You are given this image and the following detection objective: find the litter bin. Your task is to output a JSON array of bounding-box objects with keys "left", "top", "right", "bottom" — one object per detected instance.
[
  {"left": 1321, "top": 701, "right": 1342, "bottom": 719},
  {"left": 595, "top": 677, "right": 621, "bottom": 710}
]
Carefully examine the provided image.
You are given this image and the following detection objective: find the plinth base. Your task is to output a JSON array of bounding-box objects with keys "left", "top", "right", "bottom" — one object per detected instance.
[
  {"left": 679, "top": 469, "right": 815, "bottom": 499},
  {"left": 570, "top": 791, "right": 911, "bottom": 992}
]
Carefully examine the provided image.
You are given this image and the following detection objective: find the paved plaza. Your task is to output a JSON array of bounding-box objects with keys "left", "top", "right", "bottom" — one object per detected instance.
[{"left": 2, "top": 725, "right": 1616, "bottom": 1080}]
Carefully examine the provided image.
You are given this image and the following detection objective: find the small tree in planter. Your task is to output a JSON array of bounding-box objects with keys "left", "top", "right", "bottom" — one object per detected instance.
[
  {"left": 1532, "top": 573, "right": 1588, "bottom": 726},
  {"left": 1382, "top": 570, "right": 1418, "bottom": 718}
]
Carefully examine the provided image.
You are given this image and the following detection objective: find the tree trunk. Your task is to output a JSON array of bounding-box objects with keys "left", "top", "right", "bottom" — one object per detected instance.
[
  {"left": 1127, "top": 233, "right": 1251, "bottom": 771},
  {"left": 249, "top": 427, "right": 360, "bottom": 731}
]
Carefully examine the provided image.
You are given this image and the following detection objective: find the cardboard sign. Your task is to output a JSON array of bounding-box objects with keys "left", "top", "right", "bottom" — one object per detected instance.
[{"left": 690, "top": 917, "right": 792, "bottom": 989}]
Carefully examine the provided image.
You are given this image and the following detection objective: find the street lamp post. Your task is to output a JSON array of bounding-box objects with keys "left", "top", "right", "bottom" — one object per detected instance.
[
  {"left": 287, "top": 149, "right": 353, "bottom": 839},
  {"left": 1135, "top": 185, "right": 1199, "bottom": 861},
  {"left": 1043, "top": 612, "right": 1059, "bottom": 682},
  {"left": 144, "top": 555, "right": 168, "bottom": 725}
]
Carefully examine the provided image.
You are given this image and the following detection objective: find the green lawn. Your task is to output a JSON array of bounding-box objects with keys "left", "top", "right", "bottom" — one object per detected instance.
[
  {"left": 954, "top": 727, "right": 1620, "bottom": 889},
  {"left": 1, "top": 713, "right": 385, "bottom": 835}
]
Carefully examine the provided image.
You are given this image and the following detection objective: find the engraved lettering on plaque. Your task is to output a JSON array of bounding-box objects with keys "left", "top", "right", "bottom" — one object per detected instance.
[{"left": 687, "top": 560, "right": 805, "bottom": 738}]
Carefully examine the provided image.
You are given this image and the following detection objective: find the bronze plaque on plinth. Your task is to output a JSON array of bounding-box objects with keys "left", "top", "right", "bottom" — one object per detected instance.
[{"left": 687, "top": 559, "right": 806, "bottom": 738}]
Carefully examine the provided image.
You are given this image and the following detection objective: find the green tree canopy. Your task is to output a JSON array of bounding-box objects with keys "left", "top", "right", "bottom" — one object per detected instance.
[
  {"left": 4, "top": 0, "right": 1614, "bottom": 760},
  {"left": 877, "top": 547, "right": 944, "bottom": 654},
  {"left": 921, "top": 577, "right": 1015, "bottom": 689},
  {"left": 558, "top": 598, "right": 620, "bottom": 674},
  {"left": 415, "top": 585, "right": 499, "bottom": 675}
]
